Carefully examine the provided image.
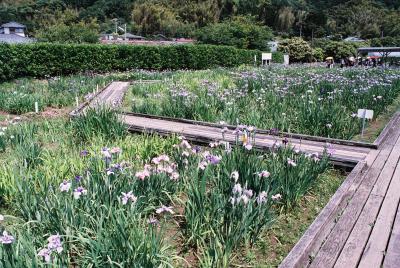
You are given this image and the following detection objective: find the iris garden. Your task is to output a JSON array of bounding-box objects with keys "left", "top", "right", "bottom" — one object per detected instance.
[{"left": 1, "top": 66, "right": 399, "bottom": 267}]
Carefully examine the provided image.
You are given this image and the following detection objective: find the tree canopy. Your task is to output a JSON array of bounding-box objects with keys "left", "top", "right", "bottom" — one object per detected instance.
[{"left": 0, "top": 0, "right": 399, "bottom": 41}]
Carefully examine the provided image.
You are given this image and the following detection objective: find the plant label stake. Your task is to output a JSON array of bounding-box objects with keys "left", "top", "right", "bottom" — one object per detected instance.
[
  {"left": 96, "top": 84, "right": 99, "bottom": 92},
  {"left": 357, "top": 109, "right": 374, "bottom": 139},
  {"left": 254, "top": 55, "right": 257, "bottom": 66},
  {"left": 76, "top": 96, "right": 79, "bottom": 108},
  {"left": 34, "top": 102, "right": 39, "bottom": 113}
]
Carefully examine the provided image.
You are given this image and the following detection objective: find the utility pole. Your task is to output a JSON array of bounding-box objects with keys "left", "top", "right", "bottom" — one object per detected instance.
[
  {"left": 311, "top": 29, "right": 314, "bottom": 47},
  {"left": 300, "top": 24, "right": 302, "bottom": 38}
]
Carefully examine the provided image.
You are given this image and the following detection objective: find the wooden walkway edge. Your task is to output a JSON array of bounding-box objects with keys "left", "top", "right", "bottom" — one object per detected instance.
[{"left": 280, "top": 111, "right": 400, "bottom": 268}]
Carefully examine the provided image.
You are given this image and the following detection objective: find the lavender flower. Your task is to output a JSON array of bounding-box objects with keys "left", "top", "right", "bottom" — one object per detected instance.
[
  {"left": 37, "top": 234, "right": 63, "bottom": 263},
  {"left": 258, "top": 170, "right": 271, "bottom": 178},
  {"left": 110, "top": 147, "right": 122, "bottom": 154},
  {"left": 135, "top": 169, "right": 151, "bottom": 180},
  {"left": 121, "top": 191, "right": 137, "bottom": 205},
  {"left": 256, "top": 191, "right": 268, "bottom": 205},
  {"left": 38, "top": 248, "right": 52, "bottom": 263},
  {"left": 244, "top": 143, "right": 253, "bottom": 150},
  {"left": 208, "top": 155, "right": 221, "bottom": 165},
  {"left": 75, "top": 175, "right": 82, "bottom": 182},
  {"left": 59, "top": 180, "right": 71, "bottom": 192},
  {"left": 0, "top": 231, "right": 14, "bottom": 244},
  {"left": 156, "top": 205, "right": 174, "bottom": 214},
  {"left": 232, "top": 183, "right": 243, "bottom": 194},
  {"left": 73, "top": 187, "right": 87, "bottom": 199},
  {"left": 271, "top": 193, "right": 282, "bottom": 201},
  {"left": 47, "top": 234, "right": 63, "bottom": 253},
  {"left": 148, "top": 217, "right": 159, "bottom": 225},
  {"left": 101, "top": 147, "right": 111, "bottom": 158},
  {"left": 80, "top": 150, "right": 89, "bottom": 157},
  {"left": 287, "top": 158, "right": 297, "bottom": 167}
]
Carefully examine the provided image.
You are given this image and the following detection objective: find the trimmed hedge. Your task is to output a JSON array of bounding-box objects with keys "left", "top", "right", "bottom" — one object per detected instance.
[{"left": 0, "top": 43, "right": 263, "bottom": 81}]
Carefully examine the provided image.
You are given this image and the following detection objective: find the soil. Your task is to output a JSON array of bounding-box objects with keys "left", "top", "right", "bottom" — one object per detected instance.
[{"left": 0, "top": 107, "right": 71, "bottom": 126}]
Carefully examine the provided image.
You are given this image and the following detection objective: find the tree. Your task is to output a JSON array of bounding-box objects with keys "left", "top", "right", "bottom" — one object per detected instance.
[
  {"left": 36, "top": 19, "right": 100, "bottom": 43},
  {"left": 276, "top": 6, "right": 295, "bottom": 33},
  {"left": 278, "top": 37, "right": 312, "bottom": 62},
  {"left": 196, "top": 16, "right": 273, "bottom": 50},
  {"left": 132, "top": 2, "right": 191, "bottom": 36}
]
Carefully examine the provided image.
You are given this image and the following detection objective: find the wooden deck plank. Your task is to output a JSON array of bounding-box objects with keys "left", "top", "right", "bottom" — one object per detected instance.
[
  {"left": 122, "top": 115, "right": 369, "bottom": 166},
  {"left": 87, "top": 81, "right": 130, "bottom": 110},
  {"left": 279, "top": 147, "right": 381, "bottom": 268},
  {"left": 278, "top": 161, "right": 368, "bottom": 268},
  {"left": 308, "top": 121, "right": 400, "bottom": 268},
  {"left": 333, "top": 135, "right": 400, "bottom": 268},
  {"left": 123, "top": 112, "right": 378, "bottom": 150},
  {"left": 357, "top": 158, "right": 400, "bottom": 267},
  {"left": 383, "top": 202, "right": 400, "bottom": 268}
]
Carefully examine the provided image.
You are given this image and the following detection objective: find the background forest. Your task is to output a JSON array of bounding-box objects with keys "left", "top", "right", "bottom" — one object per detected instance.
[{"left": 0, "top": 0, "right": 399, "bottom": 49}]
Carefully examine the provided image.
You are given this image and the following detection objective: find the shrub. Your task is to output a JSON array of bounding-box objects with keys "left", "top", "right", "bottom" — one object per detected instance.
[
  {"left": 272, "top": 51, "right": 284, "bottom": 63},
  {"left": 196, "top": 16, "right": 273, "bottom": 51},
  {"left": 278, "top": 38, "right": 312, "bottom": 63},
  {"left": 312, "top": 48, "right": 324, "bottom": 62},
  {"left": 0, "top": 43, "right": 259, "bottom": 81}
]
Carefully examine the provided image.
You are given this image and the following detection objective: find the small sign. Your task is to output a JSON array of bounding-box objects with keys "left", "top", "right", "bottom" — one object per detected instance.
[
  {"left": 284, "top": 54, "right": 290, "bottom": 65},
  {"left": 262, "top": 53, "right": 272, "bottom": 60},
  {"left": 357, "top": 109, "right": 374, "bottom": 119}
]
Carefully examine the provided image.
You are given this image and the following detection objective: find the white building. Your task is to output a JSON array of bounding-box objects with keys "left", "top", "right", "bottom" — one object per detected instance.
[
  {"left": 0, "top": 22, "right": 27, "bottom": 36},
  {"left": 0, "top": 21, "right": 34, "bottom": 44}
]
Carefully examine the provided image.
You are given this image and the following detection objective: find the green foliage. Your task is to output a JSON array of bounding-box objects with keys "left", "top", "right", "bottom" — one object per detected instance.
[
  {"left": 36, "top": 20, "right": 100, "bottom": 44},
  {"left": 0, "top": 0, "right": 399, "bottom": 39},
  {"left": 313, "top": 39, "right": 368, "bottom": 59},
  {"left": 132, "top": 2, "right": 194, "bottom": 37},
  {"left": 370, "top": 36, "right": 400, "bottom": 47},
  {"left": 312, "top": 47, "right": 324, "bottom": 62},
  {"left": 278, "top": 38, "right": 312, "bottom": 63},
  {"left": 0, "top": 75, "right": 112, "bottom": 114},
  {"left": 196, "top": 16, "right": 273, "bottom": 50},
  {"left": 69, "top": 107, "right": 127, "bottom": 143},
  {"left": 272, "top": 51, "right": 284, "bottom": 63},
  {"left": 0, "top": 43, "right": 258, "bottom": 81}
]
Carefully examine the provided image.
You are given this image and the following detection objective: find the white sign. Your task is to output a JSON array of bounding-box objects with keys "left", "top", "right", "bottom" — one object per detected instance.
[
  {"left": 284, "top": 54, "right": 290, "bottom": 65},
  {"left": 262, "top": 53, "right": 272, "bottom": 60},
  {"left": 357, "top": 109, "right": 374, "bottom": 119}
]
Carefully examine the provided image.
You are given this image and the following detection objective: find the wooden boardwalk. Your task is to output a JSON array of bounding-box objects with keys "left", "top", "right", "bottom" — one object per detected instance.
[
  {"left": 280, "top": 112, "right": 400, "bottom": 268},
  {"left": 123, "top": 113, "right": 371, "bottom": 167},
  {"left": 74, "top": 81, "right": 400, "bottom": 267}
]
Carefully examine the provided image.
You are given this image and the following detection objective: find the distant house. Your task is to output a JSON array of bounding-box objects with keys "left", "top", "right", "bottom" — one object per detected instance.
[
  {"left": 343, "top": 36, "right": 365, "bottom": 42},
  {"left": 0, "top": 21, "right": 34, "bottom": 44},
  {"left": 268, "top": 41, "right": 279, "bottom": 52},
  {"left": 124, "top": 33, "right": 145, "bottom": 41},
  {"left": 100, "top": 33, "right": 145, "bottom": 41}
]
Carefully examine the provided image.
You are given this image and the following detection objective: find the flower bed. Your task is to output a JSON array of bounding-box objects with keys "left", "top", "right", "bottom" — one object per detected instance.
[
  {"left": 0, "top": 110, "right": 333, "bottom": 267},
  {"left": 129, "top": 66, "right": 400, "bottom": 140}
]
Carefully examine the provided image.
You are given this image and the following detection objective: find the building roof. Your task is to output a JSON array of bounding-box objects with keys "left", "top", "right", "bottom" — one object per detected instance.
[
  {"left": 0, "top": 21, "right": 26, "bottom": 29},
  {"left": 344, "top": 36, "right": 365, "bottom": 42},
  {"left": 0, "top": 34, "right": 34, "bottom": 44},
  {"left": 123, "top": 33, "right": 145, "bottom": 39},
  {"left": 358, "top": 47, "right": 400, "bottom": 53},
  {"left": 368, "top": 52, "right": 400, "bottom": 58}
]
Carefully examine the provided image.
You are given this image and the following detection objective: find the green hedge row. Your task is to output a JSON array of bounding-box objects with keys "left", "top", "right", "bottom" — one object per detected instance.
[{"left": 0, "top": 43, "right": 270, "bottom": 81}]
